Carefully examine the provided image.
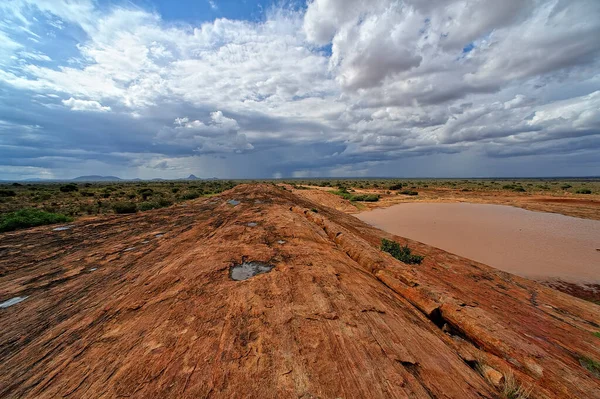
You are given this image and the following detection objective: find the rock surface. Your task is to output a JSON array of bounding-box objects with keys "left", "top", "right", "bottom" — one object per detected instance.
[{"left": 1, "top": 184, "right": 599, "bottom": 398}]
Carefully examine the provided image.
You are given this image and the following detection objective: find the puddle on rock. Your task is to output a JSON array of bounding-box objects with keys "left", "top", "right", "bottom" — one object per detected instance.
[
  {"left": 247, "top": 222, "right": 258, "bottom": 227},
  {"left": 0, "top": 296, "right": 28, "bottom": 308},
  {"left": 277, "top": 240, "right": 286, "bottom": 244},
  {"left": 53, "top": 225, "right": 73, "bottom": 231},
  {"left": 230, "top": 262, "right": 274, "bottom": 281},
  {"left": 227, "top": 199, "right": 240, "bottom": 206}
]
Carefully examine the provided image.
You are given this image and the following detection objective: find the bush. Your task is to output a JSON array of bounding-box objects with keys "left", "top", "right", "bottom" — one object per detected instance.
[
  {"left": 352, "top": 194, "right": 380, "bottom": 202},
  {"left": 139, "top": 198, "right": 173, "bottom": 211},
  {"left": 59, "top": 184, "right": 78, "bottom": 192},
  {"left": 0, "top": 209, "right": 72, "bottom": 232},
  {"left": 576, "top": 189, "right": 592, "bottom": 194},
  {"left": 561, "top": 184, "right": 572, "bottom": 190},
  {"left": 157, "top": 198, "right": 173, "bottom": 207},
  {"left": 513, "top": 186, "right": 526, "bottom": 192},
  {"left": 381, "top": 238, "right": 424, "bottom": 265},
  {"left": 579, "top": 356, "right": 600, "bottom": 378},
  {"left": 399, "top": 190, "right": 419, "bottom": 196},
  {"left": 0, "top": 189, "right": 16, "bottom": 197},
  {"left": 389, "top": 183, "right": 403, "bottom": 190},
  {"left": 138, "top": 188, "right": 154, "bottom": 200},
  {"left": 138, "top": 202, "right": 158, "bottom": 211},
  {"left": 112, "top": 202, "right": 137, "bottom": 214},
  {"left": 180, "top": 191, "right": 201, "bottom": 200},
  {"left": 332, "top": 190, "right": 379, "bottom": 202}
]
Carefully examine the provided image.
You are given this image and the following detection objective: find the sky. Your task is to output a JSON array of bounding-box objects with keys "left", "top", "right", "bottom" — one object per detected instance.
[{"left": 0, "top": 0, "right": 599, "bottom": 180}]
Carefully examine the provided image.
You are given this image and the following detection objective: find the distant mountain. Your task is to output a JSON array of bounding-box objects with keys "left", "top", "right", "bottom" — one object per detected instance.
[
  {"left": 186, "top": 174, "right": 200, "bottom": 180},
  {"left": 72, "top": 175, "right": 122, "bottom": 181}
]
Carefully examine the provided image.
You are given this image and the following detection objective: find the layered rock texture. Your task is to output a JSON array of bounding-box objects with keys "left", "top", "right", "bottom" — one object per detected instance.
[{"left": 1, "top": 184, "right": 599, "bottom": 398}]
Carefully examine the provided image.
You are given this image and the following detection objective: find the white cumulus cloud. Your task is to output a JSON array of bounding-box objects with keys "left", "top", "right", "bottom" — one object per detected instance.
[{"left": 62, "top": 97, "right": 111, "bottom": 112}]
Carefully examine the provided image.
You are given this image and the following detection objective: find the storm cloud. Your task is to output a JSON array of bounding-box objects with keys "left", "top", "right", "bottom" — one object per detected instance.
[{"left": 0, "top": 0, "right": 599, "bottom": 179}]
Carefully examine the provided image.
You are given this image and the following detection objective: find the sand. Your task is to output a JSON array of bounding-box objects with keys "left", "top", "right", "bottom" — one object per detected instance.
[{"left": 357, "top": 202, "right": 600, "bottom": 283}]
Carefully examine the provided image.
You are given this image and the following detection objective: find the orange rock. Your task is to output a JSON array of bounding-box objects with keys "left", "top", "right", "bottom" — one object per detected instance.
[{"left": 0, "top": 184, "right": 598, "bottom": 398}]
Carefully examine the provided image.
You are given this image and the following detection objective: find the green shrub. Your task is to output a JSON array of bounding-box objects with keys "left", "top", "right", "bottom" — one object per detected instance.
[
  {"left": 381, "top": 238, "right": 424, "bottom": 265},
  {"left": 579, "top": 356, "right": 600, "bottom": 378},
  {"left": 0, "top": 209, "right": 72, "bottom": 232},
  {"left": 180, "top": 191, "right": 201, "bottom": 200},
  {"left": 332, "top": 190, "right": 379, "bottom": 202},
  {"left": 576, "top": 189, "right": 592, "bottom": 194},
  {"left": 112, "top": 202, "right": 137, "bottom": 214},
  {"left": 352, "top": 194, "right": 380, "bottom": 202},
  {"left": 80, "top": 191, "right": 95, "bottom": 197},
  {"left": 157, "top": 198, "right": 173, "bottom": 207},
  {"left": 0, "top": 189, "right": 17, "bottom": 197},
  {"left": 138, "top": 202, "right": 158, "bottom": 211},
  {"left": 59, "top": 184, "right": 78, "bottom": 192},
  {"left": 513, "top": 186, "right": 526, "bottom": 192},
  {"left": 138, "top": 188, "right": 154, "bottom": 200},
  {"left": 389, "top": 183, "right": 403, "bottom": 190},
  {"left": 399, "top": 190, "right": 419, "bottom": 196},
  {"left": 561, "top": 184, "right": 572, "bottom": 190}
]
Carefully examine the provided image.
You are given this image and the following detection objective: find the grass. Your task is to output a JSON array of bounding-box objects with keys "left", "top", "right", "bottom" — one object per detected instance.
[
  {"left": 501, "top": 371, "right": 532, "bottom": 399},
  {"left": 580, "top": 356, "right": 600, "bottom": 378},
  {"left": 381, "top": 238, "right": 424, "bottom": 265},
  {"left": 593, "top": 332, "right": 600, "bottom": 339},
  {"left": 0, "top": 209, "right": 72, "bottom": 232},
  {"left": 476, "top": 364, "right": 531, "bottom": 399}
]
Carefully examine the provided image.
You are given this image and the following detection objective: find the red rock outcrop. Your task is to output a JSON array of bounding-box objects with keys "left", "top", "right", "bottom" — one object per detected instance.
[{"left": 1, "top": 184, "right": 599, "bottom": 398}]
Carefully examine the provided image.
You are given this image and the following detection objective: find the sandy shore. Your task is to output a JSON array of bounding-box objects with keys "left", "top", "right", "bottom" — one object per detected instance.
[{"left": 357, "top": 202, "right": 600, "bottom": 284}]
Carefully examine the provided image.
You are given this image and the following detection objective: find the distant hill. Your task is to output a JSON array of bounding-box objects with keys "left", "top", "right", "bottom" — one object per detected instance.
[
  {"left": 72, "top": 175, "right": 122, "bottom": 182},
  {"left": 186, "top": 174, "right": 200, "bottom": 180}
]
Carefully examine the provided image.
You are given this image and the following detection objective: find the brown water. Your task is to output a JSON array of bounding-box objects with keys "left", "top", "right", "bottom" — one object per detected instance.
[{"left": 357, "top": 203, "right": 600, "bottom": 283}]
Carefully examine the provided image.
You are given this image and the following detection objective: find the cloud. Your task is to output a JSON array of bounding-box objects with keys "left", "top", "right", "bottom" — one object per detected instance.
[
  {"left": 159, "top": 111, "right": 254, "bottom": 154},
  {"left": 62, "top": 97, "right": 111, "bottom": 112},
  {"left": 0, "top": 0, "right": 599, "bottom": 179}
]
